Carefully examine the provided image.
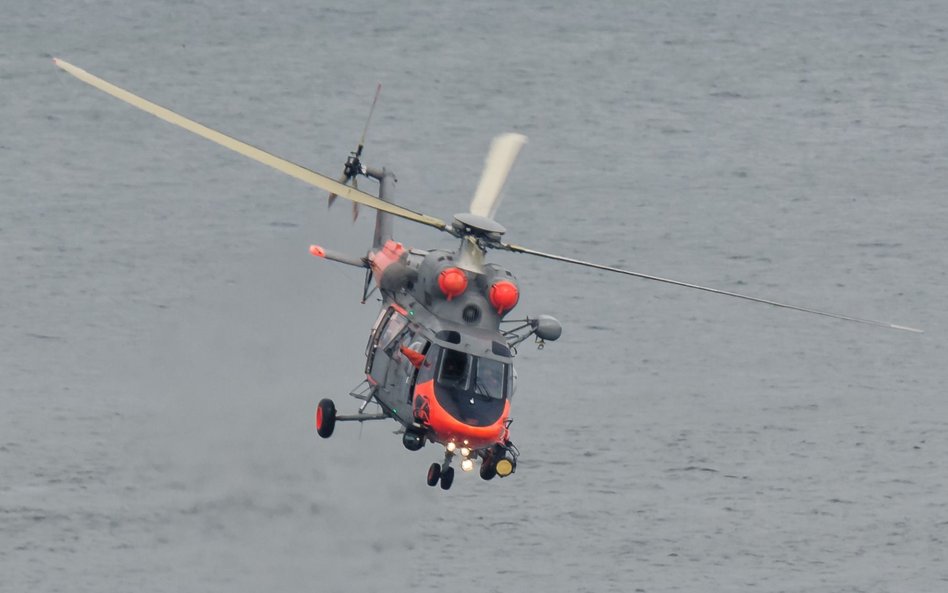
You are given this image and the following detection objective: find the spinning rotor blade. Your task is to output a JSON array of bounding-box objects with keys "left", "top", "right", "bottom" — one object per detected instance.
[
  {"left": 501, "top": 242, "right": 923, "bottom": 333},
  {"left": 327, "top": 173, "right": 348, "bottom": 209},
  {"left": 53, "top": 59, "right": 446, "bottom": 231},
  {"left": 469, "top": 133, "right": 527, "bottom": 220},
  {"left": 357, "top": 82, "right": 382, "bottom": 157},
  {"left": 329, "top": 83, "right": 381, "bottom": 217}
]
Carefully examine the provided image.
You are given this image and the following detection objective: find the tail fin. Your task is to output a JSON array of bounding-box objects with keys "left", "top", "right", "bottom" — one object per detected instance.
[{"left": 369, "top": 167, "right": 396, "bottom": 249}]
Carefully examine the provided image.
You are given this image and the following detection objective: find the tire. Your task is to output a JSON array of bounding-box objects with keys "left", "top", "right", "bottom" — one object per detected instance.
[
  {"left": 439, "top": 466, "right": 455, "bottom": 490},
  {"left": 426, "top": 462, "right": 441, "bottom": 487},
  {"left": 315, "top": 399, "right": 336, "bottom": 438}
]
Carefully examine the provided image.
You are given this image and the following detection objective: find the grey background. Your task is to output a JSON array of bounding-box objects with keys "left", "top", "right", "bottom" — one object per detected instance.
[{"left": 3, "top": 1, "right": 946, "bottom": 591}]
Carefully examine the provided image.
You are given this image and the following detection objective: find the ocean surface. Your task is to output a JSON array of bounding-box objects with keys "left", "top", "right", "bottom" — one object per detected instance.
[{"left": 3, "top": 1, "right": 947, "bottom": 591}]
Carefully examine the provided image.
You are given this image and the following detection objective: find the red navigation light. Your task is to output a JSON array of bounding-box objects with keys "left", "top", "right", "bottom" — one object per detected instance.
[
  {"left": 438, "top": 267, "right": 468, "bottom": 301},
  {"left": 309, "top": 245, "right": 326, "bottom": 258},
  {"left": 489, "top": 280, "right": 519, "bottom": 314}
]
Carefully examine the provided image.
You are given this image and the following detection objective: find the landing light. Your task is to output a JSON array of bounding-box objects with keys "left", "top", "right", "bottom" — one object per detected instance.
[
  {"left": 461, "top": 459, "right": 474, "bottom": 472},
  {"left": 446, "top": 442, "right": 457, "bottom": 453},
  {"left": 495, "top": 459, "right": 514, "bottom": 477},
  {"left": 460, "top": 447, "right": 471, "bottom": 458}
]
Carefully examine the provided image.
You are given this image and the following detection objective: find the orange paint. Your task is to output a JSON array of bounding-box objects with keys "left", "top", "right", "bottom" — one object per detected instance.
[
  {"left": 437, "top": 267, "right": 468, "bottom": 301},
  {"left": 413, "top": 380, "right": 509, "bottom": 449},
  {"left": 489, "top": 280, "right": 519, "bottom": 314},
  {"left": 368, "top": 240, "right": 405, "bottom": 286},
  {"left": 400, "top": 346, "right": 425, "bottom": 368}
]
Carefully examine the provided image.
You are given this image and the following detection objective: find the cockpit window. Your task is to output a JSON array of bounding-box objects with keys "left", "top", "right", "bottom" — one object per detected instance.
[
  {"left": 438, "top": 348, "right": 471, "bottom": 388},
  {"left": 435, "top": 348, "right": 507, "bottom": 400},
  {"left": 422, "top": 346, "right": 510, "bottom": 427},
  {"left": 473, "top": 358, "right": 506, "bottom": 400}
]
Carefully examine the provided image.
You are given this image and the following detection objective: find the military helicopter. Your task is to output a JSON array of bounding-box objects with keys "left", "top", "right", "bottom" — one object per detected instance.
[{"left": 53, "top": 59, "right": 921, "bottom": 491}]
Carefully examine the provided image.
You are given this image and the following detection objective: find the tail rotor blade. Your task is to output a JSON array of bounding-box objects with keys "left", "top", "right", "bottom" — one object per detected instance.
[
  {"left": 356, "top": 82, "right": 382, "bottom": 158},
  {"left": 327, "top": 172, "right": 349, "bottom": 209},
  {"left": 501, "top": 242, "right": 923, "bottom": 333},
  {"left": 334, "top": 83, "right": 379, "bottom": 218},
  {"left": 469, "top": 133, "right": 527, "bottom": 220},
  {"left": 351, "top": 177, "right": 360, "bottom": 221}
]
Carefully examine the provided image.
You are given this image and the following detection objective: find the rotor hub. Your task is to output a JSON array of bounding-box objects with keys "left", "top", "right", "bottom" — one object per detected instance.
[{"left": 451, "top": 213, "right": 506, "bottom": 240}]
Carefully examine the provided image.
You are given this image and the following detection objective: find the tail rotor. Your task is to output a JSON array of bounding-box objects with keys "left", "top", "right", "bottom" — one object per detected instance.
[{"left": 327, "top": 82, "right": 382, "bottom": 221}]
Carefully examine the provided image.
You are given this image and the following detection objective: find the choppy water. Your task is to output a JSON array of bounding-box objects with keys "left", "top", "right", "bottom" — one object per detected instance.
[{"left": 3, "top": 1, "right": 948, "bottom": 591}]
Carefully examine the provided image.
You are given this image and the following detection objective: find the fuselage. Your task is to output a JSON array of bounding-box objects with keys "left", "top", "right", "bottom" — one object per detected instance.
[{"left": 364, "top": 239, "right": 519, "bottom": 450}]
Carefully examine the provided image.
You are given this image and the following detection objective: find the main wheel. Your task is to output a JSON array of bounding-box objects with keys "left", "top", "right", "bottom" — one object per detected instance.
[
  {"left": 315, "top": 399, "right": 336, "bottom": 438},
  {"left": 439, "top": 466, "right": 455, "bottom": 490},
  {"left": 426, "top": 462, "right": 441, "bottom": 487}
]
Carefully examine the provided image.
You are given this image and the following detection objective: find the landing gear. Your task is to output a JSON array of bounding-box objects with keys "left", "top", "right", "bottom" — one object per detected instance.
[
  {"left": 315, "top": 399, "right": 336, "bottom": 438},
  {"left": 427, "top": 448, "right": 458, "bottom": 490},
  {"left": 439, "top": 466, "right": 455, "bottom": 490},
  {"left": 426, "top": 462, "right": 454, "bottom": 490},
  {"left": 426, "top": 462, "right": 441, "bottom": 486},
  {"left": 313, "top": 384, "right": 389, "bottom": 437}
]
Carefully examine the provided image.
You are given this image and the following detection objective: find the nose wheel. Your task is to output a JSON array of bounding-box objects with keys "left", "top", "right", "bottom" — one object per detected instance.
[
  {"left": 427, "top": 448, "right": 458, "bottom": 490},
  {"left": 439, "top": 467, "right": 455, "bottom": 490},
  {"left": 426, "top": 462, "right": 455, "bottom": 490},
  {"left": 426, "top": 462, "right": 441, "bottom": 486}
]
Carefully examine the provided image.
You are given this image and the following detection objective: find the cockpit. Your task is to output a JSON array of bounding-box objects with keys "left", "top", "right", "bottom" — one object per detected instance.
[
  {"left": 418, "top": 344, "right": 511, "bottom": 427},
  {"left": 437, "top": 348, "right": 507, "bottom": 400}
]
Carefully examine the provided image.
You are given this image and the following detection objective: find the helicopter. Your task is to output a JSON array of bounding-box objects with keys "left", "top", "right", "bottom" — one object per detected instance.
[{"left": 53, "top": 58, "right": 921, "bottom": 491}]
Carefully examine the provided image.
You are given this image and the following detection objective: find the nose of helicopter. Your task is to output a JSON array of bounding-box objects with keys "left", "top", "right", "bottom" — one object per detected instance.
[{"left": 412, "top": 380, "right": 509, "bottom": 450}]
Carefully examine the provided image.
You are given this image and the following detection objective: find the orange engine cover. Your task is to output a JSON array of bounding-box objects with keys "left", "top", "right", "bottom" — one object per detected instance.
[{"left": 489, "top": 280, "right": 519, "bottom": 314}]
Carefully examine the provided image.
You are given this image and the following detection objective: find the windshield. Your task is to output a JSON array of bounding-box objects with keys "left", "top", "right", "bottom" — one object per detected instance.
[
  {"left": 419, "top": 346, "right": 509, "bottom": 427},
  {"left": 435, "top": 348, "right": 507, "bottom": 400},
  {"left": 473, "top": 358, "right": 506, "bottom": 400}
]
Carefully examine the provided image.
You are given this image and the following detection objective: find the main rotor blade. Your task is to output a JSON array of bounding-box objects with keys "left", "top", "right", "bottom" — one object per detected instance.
[
  {"left": 469, "top": 133, "right": 527, "bottom": 220},
  {"left": 53, "top": 59, "right": 446, "bottom": 231},
  {"left": 501, "top": 242, "right": 922, "bottom": 333}
]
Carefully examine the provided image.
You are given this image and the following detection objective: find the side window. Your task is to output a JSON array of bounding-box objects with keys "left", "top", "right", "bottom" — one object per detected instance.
[
  {"left": 385, "top": 326, "right": 412, "bottom": 357},
  {"left": 378, "top": 313, "right": 408, "bottom": 351},
  {"left": 366, "top": 307, "right": 408, "bottom": 377},
  {"left": 365, "top": 308, "right": 389, "bottom": 357},
  {"left": 390, "top": 330, "right": 429, "bottom": 383},
  {"left": 416, "top": 345, "right": 441, "bottom": 384}
]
